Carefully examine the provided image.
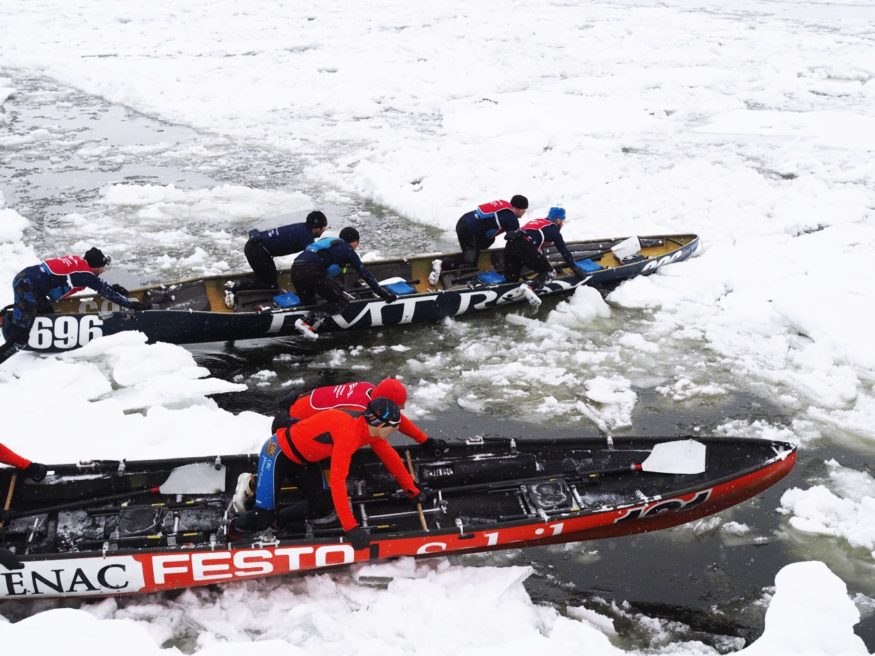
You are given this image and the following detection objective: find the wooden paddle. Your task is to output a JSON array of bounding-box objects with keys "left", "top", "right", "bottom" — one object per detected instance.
[
  {"left": 405, "top": 450, "right": 429, "bottom": 532},
  {"left": 1, "top": 472, "right": 17, "bottom": 530}
]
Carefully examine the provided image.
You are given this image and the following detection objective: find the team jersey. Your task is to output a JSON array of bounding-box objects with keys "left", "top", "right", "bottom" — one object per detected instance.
[
  {"left": 295, "top": 238, "right": 384, "bottom": 295},
  {"left": 248, "top": 223, "right": 314, "bottom": 257},
  {"left": 518, "top": 218, "right": 577, "bottom": 268},
  {"left": 19, "top": 256, "right": 135, "bottom": 308},
  {"left": 288, "top": 382, "right": 428, "bottom": 443},
  {"left": 461, "top": 200, "right": 521, "bottom": 242}
]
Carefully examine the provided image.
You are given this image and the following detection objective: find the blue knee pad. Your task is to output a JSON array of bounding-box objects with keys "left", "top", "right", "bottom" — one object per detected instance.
[{"left": 254, "top": 435, "right": 284, "bottom": 510}]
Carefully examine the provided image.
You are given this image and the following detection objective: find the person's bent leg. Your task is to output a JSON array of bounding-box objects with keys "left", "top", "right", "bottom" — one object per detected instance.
[
  {"left": 244, "top": 239, "right": 279, "bottom": 289},
  {"left": 1, "top": 278, "right": 39, "bottom": 363},
  {"left": 231, "top": 435, "right": 286, "bottom": 533},
  {"left": 504, "top": 240, "right": 523, "bottom": 282},
  {"left": 528, "top": 252, "right": 554, "bottom": 290}
]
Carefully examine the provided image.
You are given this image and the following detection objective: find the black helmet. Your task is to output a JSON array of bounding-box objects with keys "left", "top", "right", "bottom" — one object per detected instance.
[
  {"left": 363, "top": 397, "right": 401, "bottom": 427},
  {"left": 83, "top": 247, "right": 111, "bottom": 268},
  {"left": 339, "top": 227, "right": 360, "bottom": 244},
  {"left": 510, "top": 195, "right": 529, "bottom": 210},
  {"left": 306, "top": 211, "right": 328, "bottom": 229}
]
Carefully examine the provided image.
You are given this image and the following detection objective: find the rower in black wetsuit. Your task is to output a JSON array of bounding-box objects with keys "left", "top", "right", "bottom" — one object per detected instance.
[
  {"left": 290, "top": 227, "right": 396, "bottom": 339},
  {"left": 241, "top": 211, "right": 329, "bottom": 290}
]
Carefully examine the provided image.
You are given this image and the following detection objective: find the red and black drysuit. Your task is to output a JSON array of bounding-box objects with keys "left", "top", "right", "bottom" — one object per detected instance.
[{"left": 503, "top": 218, "right": 584, "bottom": 288}]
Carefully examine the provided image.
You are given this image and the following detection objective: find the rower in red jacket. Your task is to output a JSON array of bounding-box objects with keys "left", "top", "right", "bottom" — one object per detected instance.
[
  {"left": 0, "top": 442, "right": 47, "bottom": 481},
  {"left": 232, "top": 398, "right": 425, "bottom": 550},
  {"left": 273, "top": 378, "right": 446, "bottom": 455}
]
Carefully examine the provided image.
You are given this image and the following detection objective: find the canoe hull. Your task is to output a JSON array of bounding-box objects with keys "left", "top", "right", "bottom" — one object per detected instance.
[
  {"left": 3, "top": 235, "right": 700, "bottom": 353},
  {"left": 0, "top": 435, "right": 795, "bottom": 599}
]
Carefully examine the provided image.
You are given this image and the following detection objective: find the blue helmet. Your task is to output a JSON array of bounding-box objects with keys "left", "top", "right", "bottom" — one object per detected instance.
[
  {"left": 363, "top": 397, "right": 401, "bottom": 427},
  {"left": 547, "top": 207, "right": 566, "bottom": 223}
]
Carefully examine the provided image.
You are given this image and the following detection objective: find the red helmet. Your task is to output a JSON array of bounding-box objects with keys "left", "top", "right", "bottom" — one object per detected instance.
[{"left": 373, "top": 378, "right": 407, "bottom": 408}]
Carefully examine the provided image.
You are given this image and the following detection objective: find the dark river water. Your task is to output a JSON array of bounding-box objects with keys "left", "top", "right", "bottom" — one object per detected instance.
[{"left": 2, "top": 68, "right": 872, "bottom": 651}]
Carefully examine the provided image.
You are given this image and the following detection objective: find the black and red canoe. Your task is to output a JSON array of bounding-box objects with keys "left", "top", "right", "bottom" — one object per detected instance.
[{"left": 0, "top": 435, "right": 796, "bottom": 599}]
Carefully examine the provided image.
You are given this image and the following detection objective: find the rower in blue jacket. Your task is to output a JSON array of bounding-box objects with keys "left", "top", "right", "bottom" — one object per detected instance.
[
  {"left": 244, "top": 211, "right": 328, "bottom": 289},
  {"left": 0, "top": 248, "right": 142, "bottom": 364},
  {"left": 502, "top": 207, "right": 588, "bottom": 304},
  {"left": 291, "top": 227, "right": 396, "bottom": 339}
]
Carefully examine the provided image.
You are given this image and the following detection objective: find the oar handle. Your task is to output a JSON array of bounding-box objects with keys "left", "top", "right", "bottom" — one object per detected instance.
[
  {"left": 1, "top": 472, "right": 18, "bottom": 529},
  {"left": 405, "top": 450, "right": 428, "bottom": 532}
]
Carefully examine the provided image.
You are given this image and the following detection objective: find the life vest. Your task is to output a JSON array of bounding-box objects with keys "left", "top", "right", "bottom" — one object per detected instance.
[
  {"left": 519, "top": 218, "right": 555, "bottom": 251},
  {"left": 308, "top": 382, "right": 374, "bottom": 411},
  {"left": 40, "top": 255, "right": 92, "bottom": 300},
  {"left": 305, "top": 237, "right": 345, "bottom": 277},
  {"left": 475, "top": 199, "right": 512, "bottom": 226}
]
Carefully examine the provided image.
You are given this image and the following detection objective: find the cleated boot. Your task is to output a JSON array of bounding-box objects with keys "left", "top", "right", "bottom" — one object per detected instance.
[
  {"left": 428, "top": 259, "right": 443, "bottom": 287},
  {"left": 223, "top": 281, "right": 236, "bottom": 309},
  {"left": 232, "top": 473, "right": 256, "bottom": 512},
  {"left": 520, "top": 283, "right": 542, "bottom": 308},
  {"left": 295, "top": 318, "right": 319, "bottom": 340}
]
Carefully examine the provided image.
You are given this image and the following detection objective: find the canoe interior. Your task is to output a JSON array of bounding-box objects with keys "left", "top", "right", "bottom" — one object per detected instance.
[
  {"left": 50, "top": 234, "right": 698, "bottom": 316},
  {"left": 0, "top": 436, "right": 792, "bottom": 559}
]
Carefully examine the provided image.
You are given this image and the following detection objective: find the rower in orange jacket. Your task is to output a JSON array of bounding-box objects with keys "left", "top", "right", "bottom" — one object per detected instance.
[
  {"left": 273, "top": 378, "right": 447, "bottom": 456},
  {"left": 232, "top": 398, "right": 427, "bottom": 550}
]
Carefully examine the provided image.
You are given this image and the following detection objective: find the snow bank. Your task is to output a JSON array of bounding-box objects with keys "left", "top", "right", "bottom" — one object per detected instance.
[{"left": 1, "top": 560, "right": 867, "bottom": 656}]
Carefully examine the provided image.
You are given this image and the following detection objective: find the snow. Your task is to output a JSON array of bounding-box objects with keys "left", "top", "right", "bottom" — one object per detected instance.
[
  {"left": 737, "top": 562, "right": 869, "bottom": 656},
  {"left": 780, "top": 460, "right": 875, "bottom": 560},
  {"left": 2, "top": 0, "right": 875, "bottom": 652},
  {"left": 0, "top": 560, "right": 869, "bottom": 656}
]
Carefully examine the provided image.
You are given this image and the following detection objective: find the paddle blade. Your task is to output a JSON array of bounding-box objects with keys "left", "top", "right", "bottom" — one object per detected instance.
[
  {"left": 159, "top": 463, "right": 227, "bottom": 495},
  {"left": 641, "top": 440, "right": 706, "bottom": 475}
]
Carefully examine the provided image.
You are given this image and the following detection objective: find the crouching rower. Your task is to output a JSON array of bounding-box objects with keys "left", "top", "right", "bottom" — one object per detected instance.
[
  {"left": 230, "top": 398, "right": 426, "bottom": 550},
  {"left": 502, "top": 207, "right": 588, "bottom": 307},
  {"left": 0, "top": 248, "right": 143, "bottom": 364},
  {"left": 272, "top": 377, "right": 448, "bottom": 455},
  {"left": 430, "top": 195, "right": 528, "bottom": 286},
  {"left": 290, "top": 227, "right": 397, "bottom": 339}
]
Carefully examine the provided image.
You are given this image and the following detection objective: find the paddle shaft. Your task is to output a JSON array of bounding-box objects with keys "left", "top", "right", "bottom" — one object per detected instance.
[
  {"left": 405, "top": 450, "right": 428, "bottom": 532},
  {"left": 1, "top": 472, "right": 18, "bottom": 529},
  {"left": 431, "top": 464, "right": 646, "bottom": 496}
]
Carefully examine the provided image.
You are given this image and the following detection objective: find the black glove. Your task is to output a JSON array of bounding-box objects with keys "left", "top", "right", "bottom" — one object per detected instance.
[
  {"left": 422, "top": 437, "right": 449, "bottom": 456},
  {"left": 381, "top": 291, "right": 397, "bottom": 303},
  {"left": 573, "top": 266, "right": 589, "bottom": 281},
  {"left": 406, "top": 487, "right": 430, "bottom": 506},
  {"left": 0, "top": 546, "right": 24, "bottom": 570},
  {"left": 345, "top": 526, "right": 371, "bottom": 550},
  {"left": 128, "top": 300, "right": 144, "bottom": 312},
  {"left": 24, "top": 462, "right": 48, "bottom": 482},
  {"left": 110, "top": 283, "right": 130, "bottom": 296}
]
